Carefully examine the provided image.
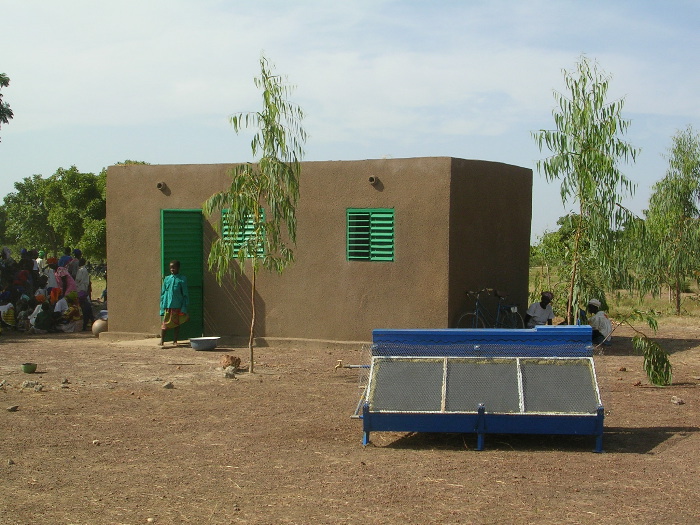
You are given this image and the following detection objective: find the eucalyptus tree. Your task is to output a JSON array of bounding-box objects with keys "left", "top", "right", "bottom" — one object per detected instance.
[
  {"left": 0, "top": 73, "right": 12, "bottom": 141},
  {"left": 2, "top": 175, "right": 62, "bottom": 253},
  {"left": 529, "top": 217, "right": 572, "bottom": 305},
  {"left": 640, "top": 125, "right": 700, "bottom": 314},
  {"left": 204, "top": 55, "right": 306, "bottom": 373},
  {"left": 533, "top": 56, "right": 639, "bottom": 322}
]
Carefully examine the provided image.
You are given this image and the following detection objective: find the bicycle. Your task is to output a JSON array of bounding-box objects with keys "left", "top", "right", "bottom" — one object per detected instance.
[{"left": 454, "top": 288, "right": 524, "bottom": 329}]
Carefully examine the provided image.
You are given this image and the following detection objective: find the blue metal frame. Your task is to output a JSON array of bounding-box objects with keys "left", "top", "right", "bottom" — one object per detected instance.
[
  {"left": 372, "top": 326, "right": 593, "bottom": 357},
  {"left": 361, "top": 404, "right": 604, "bottom": 452},
  {"left": 359, "top": 327, "right": 604, "bottom": 452}
]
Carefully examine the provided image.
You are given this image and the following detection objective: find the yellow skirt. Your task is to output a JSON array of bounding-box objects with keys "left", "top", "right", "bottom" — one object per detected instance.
[{"left": 161, "top": 309, "right": 189, "bottom": 330}]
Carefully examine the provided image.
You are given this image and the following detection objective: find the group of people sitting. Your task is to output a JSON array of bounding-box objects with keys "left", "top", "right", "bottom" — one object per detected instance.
[
  {"left": 0, "top": 246, "right": 101, "bottom": 335},
  {"left": 524, "top": 291, "right": 613, "bottom": 345}
]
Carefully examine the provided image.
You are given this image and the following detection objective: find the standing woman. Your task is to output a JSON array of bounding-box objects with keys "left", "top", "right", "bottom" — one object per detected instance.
[
  {"left": 160, "top": 260, "right": 189, "bottom": 347},
  {"left": 54, "top": 266, "right": 78, "bottom": 296}
]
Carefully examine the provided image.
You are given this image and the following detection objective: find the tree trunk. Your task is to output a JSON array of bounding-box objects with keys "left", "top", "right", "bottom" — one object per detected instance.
[
  {"left": 675, "top": 279, "right": 681, "bottom": 316},
  {"left": 248, "top": 269, "right": 256, "bottom": 373},
  {"left": 566, "top": 213, "right": 584, "bottom": 324}
]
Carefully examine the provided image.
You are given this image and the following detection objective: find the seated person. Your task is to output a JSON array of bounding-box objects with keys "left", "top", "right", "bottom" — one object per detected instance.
[
  {"left": 0, "top": 300, "right": 16, "bottom": 329},
  {"left": 524, "top": 291, "right": 554, "bottom": 328},
  {"left": 57, "top": 292, "right": 82, "bottom": 333},
  {"left": 28, "top": 301, "right": 44, "bottom": 327},
  {"left": 34, "top": 275, "right": 49, "bottom": 302},
  {"left": 53, "top": 292, "right": 69, "bottom": 323},
  {"left": 587, "top": 298, "right": 612, "bottom": 345},
  {"left": 31, "top": 302, "right": 55, "bottom": 334},
  {"left": 14, "top": 294, "right": 34, "bottom": 331}
]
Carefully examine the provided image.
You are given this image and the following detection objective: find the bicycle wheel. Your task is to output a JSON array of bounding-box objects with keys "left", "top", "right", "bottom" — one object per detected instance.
[
  {"left": 455, "top": 312, "right": 486, "bottom": 329},
  {"left": 498, "top": 310, "right": 524, "bottom": 329}
]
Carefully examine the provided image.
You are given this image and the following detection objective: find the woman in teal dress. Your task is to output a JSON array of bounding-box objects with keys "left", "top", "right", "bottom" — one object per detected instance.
[{"left": 160, "top": 260, "right": 189, "bottom": 346}]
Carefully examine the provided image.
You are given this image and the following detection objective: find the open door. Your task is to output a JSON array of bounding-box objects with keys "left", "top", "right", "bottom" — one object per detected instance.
[{"left": 160, "top": 209, "right": 203, "bottom": 341}]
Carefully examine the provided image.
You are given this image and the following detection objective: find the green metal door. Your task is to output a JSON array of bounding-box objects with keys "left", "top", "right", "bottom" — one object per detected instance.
[{"left": 161, "top": 209, "right": 203, "bottom": 341}]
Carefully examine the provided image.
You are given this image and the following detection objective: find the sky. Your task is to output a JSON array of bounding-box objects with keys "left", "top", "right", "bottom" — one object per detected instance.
[{"left": 1, "top": 0, "right": 699, "bottom": 242}]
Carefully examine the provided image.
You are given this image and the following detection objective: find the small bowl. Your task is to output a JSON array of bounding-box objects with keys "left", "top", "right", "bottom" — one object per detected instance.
[
  {"left": 22, "top": 363, "right": 38, "bottom": 374},
  {"left": 189, "top": 337, "right": 220, "bottom": 351}
]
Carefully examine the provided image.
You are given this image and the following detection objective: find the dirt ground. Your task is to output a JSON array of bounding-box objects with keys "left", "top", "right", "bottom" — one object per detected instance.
[{"left": 1, "top": 320, "right": 699, "bottom": 525}]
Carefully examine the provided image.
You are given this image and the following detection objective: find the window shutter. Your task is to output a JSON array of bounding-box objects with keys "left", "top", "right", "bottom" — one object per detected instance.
[
  {"left": 347, "top": 208, "right": 394, "bottom": 261},
  {"left": 370, "top": 210, "right": 394, "bottom": 260},
  {"left": 222, "top": 209, "right": 265, "bottom": 257}
]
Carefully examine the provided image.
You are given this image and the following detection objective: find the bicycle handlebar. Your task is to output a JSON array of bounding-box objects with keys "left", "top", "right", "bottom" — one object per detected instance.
[{"left": 466, "top": 288, "right": 509, "bottom": 299}]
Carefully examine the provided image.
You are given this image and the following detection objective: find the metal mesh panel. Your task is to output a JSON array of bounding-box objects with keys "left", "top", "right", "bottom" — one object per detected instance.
[
  {"left": 364, "top": 356, "right": 601, "bottom": 416},
  {"left": 369, "top": 358, "right": 444, "bottom": 412},
  {"left": 521, "top": 359, "right": 600, "bottom": 414},
  {"left": 445, "top": 359, "right": 520, "bottom": 413}
]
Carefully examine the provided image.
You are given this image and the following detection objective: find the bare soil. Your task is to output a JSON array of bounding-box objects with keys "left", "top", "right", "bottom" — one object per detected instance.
[{"left": 1, "top": 321, "right": 699, "bottom": 524}]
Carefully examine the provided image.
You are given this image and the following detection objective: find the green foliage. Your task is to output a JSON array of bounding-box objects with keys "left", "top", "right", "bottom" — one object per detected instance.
[
  {"left": 624, "top": 308, "right": 659, "bottom": 332},
  {"left": 0, "top": 206, "right": 7, "bottom": 246},
  {"left": 1, "top": 166, "right": 112, "bottom": 260},
  {"left": 605, "top": 307, "right": 671, "bottom": 386},
  {"left": 637, "top": 125, "right": 700, "bottom": 314},
  {"left": 115, "top": 160, "right": 149, "bottom": 166},
  {"left": 632, "top": 334, "right": 672, "bottom": 386},
  {"left": 1, "top": 160, "right": 144, "bottom": 260},
  {"left": 43, "top": 166, "right": 106, "bottom": 259},
  {"left": 204, "top": 54, "right": 306, "bottom": 372},
  {"left": 530, "top": 214, "right": 614, "bottom": 317},
  {"left": 530, "top": 227, "right": 566, "bottom": 268},
  {"left": 80, "top": 219, "right": 107, "bottom": 261},
  {"left": 205, "top": 55, "right": 305, "bottom": 282},
  {"left": 533, "top": 56, "right": 639, "bottom": 322},
  {"left": 2, "top": 175, "right": 62, "bottom": 253},
  {"left": 0, "top": 73, "right": 13, "bottom": 141}
]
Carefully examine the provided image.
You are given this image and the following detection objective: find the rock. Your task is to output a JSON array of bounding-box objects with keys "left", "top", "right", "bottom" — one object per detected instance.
[
  {"left": 21, "top": 380, "right": 38, "bottom": 389},
  {"left": 223, "top": 366, "right": 237, "bottom": 379},
  {"left": 34, "top": 384, "right": 44, "bottom": 392},
  {"left": 618, "top": 367, "right": 626, "bottom": 372},
  {"left": 8, "top": 459, "right": 15, "bottom": 465},
  {"left": 163, "top": 382, "right": 174, "bottom": 389},
  {"left": 633, "top": 381, "right": 642, "bottom": 387},
  {"left": 6, "top": 405, "right": 19, "bottom": 412},
  {"left": 92, "top": 440, "right": 100, "bottom": 445},
  {"left": 61, "top": 378, "right": 70, "bottom": 384},
  {"left": 671, "top": 396, "right": 685, "bottom": 405},
  {"left": 220, "top": 355, "right": 241, "bottom": 369}
]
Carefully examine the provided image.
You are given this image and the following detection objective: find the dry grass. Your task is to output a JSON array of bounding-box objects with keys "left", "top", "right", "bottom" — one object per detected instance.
[{"left": 90, "top": 276, "right": 106, "bottom": 300}]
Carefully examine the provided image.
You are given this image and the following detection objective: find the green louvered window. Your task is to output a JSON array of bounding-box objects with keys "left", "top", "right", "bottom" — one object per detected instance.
[
  {"left": 347, "top": 208, "right": 395, "bottom": 261},
  {"left": 222, "top": 209, "right": 265, "bottom": 258}
]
